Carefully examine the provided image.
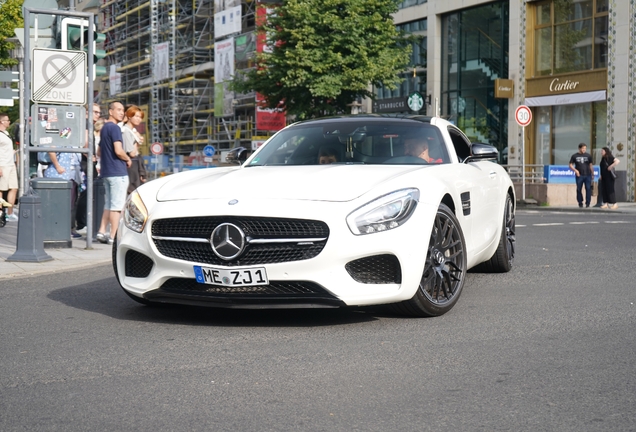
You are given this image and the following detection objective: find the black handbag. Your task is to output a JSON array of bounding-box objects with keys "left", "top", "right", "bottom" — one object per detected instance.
[{"left": 609, "top": 167, "right": 617, "bottom": 179}]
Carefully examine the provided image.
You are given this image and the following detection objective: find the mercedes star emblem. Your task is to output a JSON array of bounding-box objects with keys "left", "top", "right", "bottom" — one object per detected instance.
[{"left": 210, "top": 223, "right": 246, "bottom": 260}]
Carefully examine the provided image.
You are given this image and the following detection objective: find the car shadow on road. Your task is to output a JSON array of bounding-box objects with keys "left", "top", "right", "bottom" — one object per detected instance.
[{"left": 48, "top": 277, "right": 381, "bottom": 327}]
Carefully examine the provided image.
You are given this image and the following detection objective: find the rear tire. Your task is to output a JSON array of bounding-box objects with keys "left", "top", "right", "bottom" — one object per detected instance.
[
  {"left": 474, "top": 194, "right": 515, "bottom": 273},
  {"left": 390, "top": 203, "right": 467, "bottom": 317}
]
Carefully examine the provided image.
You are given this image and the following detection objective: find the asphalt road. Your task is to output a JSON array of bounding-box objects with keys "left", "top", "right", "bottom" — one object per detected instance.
[{"left": 1, "top": 209, "right": 635, "bottom": 432}]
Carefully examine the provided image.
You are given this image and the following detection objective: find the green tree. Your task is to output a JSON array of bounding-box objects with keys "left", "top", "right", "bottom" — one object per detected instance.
[
  {"left": 232, "top": 0, "right": 413, "bottom": 119},
  {"left": 0, "top": 0, "right": 24, "bottom": 68}
]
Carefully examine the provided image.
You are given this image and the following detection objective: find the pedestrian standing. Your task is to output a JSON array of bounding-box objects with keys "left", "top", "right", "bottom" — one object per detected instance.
[
  {"left": 0, "top": 112, "right": 19, "bottom": 221},
  {"left": 96, "top": 102, "right": 132, "bottom": 244},
  {"left": 75, "top": 104, "right": 103, "bottom": 231},
  {"left": 599, "top": 146, "right": 620, "bottom": 210},
  {"left": 569, "top": 143, "right": 594, "bottom": 208},
  {"left": 94, "top": 118, "right": 104, "bottom": 175},
  {"left": 121, "top": 105, "right": 147, "bottom": 194}
]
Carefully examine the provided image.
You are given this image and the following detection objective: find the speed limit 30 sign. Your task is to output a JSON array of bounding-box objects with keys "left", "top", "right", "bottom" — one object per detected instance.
[{"left": 515, "top": 105, "right": 532, "bottom": 127}]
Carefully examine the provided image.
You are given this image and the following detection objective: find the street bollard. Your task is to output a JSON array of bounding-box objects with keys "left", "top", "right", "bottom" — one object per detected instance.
[{"left": 6, "top": 190, "right": 53, "bottom": 262}]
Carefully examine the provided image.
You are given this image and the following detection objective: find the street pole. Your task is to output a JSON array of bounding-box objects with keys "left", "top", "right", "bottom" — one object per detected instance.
[
  {"left": 18, "top": 54, "right": 25, "bottom": 195},
  {"left": 522, "top": 126, "right": 526, "bottom": 201}
]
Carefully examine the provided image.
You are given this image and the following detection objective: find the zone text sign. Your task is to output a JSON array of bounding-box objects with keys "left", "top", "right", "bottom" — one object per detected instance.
[{"left": 32, "top": 48, "right": 87, "bottom": 105}]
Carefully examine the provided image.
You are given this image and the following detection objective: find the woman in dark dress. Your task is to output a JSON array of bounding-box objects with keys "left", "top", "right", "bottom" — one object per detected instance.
[{"left": 599, "top": 146, "right": 620, "bottom": 209}]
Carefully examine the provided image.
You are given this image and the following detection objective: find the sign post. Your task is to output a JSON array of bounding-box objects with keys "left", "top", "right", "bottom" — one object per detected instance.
[
  {"left": 203, "top": 145, "right": 215, "bottom": 166},
  {"left": 515, "top": 105, "right": 532, "bottom": 201},
  {"left": 151, "top": 142, "right": 163, "bottom": 179}
]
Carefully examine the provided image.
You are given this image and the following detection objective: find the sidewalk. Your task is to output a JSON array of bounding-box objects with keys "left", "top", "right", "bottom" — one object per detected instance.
[
  {"left": 2, "top": 201, "right": 636, "bottom": 280},
  {"left": 516, "top": 200, "right": 636, "bottom": 213},
  {"left": 0, "top": 217, "right": 113, "bottom": 280}
]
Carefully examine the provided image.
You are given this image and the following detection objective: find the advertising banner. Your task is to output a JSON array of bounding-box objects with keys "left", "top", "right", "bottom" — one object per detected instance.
[
  {"left": 256, "top": 93, "right": 285, "bottom": 131},
  {"left": 543, "top": 165, "right": 599, "bottom": 183},
  {"left": 154, "top": 42, "right": 170, "bottom": 81},
  {"left": 214, "top": 4, "right": 242, "bottom": 39},
  {"left": 255, "top": 2, "right": 285, "bottom": 131},
  {"left": 214, "top": 37, "right": 235, "bottom": 117},
  {"left": 108, "top": 64, "right": 121, "bottom": 97}
]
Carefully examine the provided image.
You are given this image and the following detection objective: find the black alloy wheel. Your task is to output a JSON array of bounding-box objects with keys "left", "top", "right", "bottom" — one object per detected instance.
[
  {"left": 391, "top": 203, "right": 467, "bottom": 317},
  {"left": 504, "top": 195, "right": 516, "bottom": 265}
]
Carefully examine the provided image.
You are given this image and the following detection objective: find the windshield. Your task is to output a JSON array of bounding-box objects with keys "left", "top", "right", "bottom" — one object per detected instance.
[{"left": 247, "top": 120, "right": 449, "bottom": 166}]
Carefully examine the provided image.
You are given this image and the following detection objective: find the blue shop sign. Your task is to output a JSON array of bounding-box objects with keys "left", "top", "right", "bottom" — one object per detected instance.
[{"left": 544, "top": 165, "right": 599, "bottom": 183}]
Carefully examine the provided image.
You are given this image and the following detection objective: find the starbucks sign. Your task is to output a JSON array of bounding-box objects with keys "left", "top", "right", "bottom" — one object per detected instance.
[{"left": 407, "top": 91, "right": 424, "bottom": 112}]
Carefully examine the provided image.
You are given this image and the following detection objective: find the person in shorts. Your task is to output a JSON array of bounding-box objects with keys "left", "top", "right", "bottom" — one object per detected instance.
[
  {"left": 0, "top": 113, "right": 19, "bottom": 221},
  {"left": 96, "top": 102, "right": 132, "bottom": 244}
]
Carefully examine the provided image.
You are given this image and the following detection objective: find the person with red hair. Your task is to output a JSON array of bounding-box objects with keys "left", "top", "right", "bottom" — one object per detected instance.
[{"left": 121, "top": 105, "right": 147, "bottom": 194}]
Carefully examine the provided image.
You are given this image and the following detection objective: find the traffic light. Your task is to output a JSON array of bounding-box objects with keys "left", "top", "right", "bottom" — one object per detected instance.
[{"left": 60, "top": 17, "right": 107, "bottom": 79}]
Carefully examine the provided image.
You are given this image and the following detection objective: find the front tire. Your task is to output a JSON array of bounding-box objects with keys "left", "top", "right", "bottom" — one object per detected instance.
[{"left": 391, "top": 203, "right": 467, "bottom": 317}]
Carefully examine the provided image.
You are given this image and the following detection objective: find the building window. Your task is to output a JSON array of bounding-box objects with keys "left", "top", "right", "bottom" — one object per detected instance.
[
  {"left": 374, "top": 19, "right": 427, "bottom": 105},
  {"left": 533, "top": 0, "right": 608, "bottom": 76},
  {"left": 398, "top": 0, "right": 427, "bottom": 9}
]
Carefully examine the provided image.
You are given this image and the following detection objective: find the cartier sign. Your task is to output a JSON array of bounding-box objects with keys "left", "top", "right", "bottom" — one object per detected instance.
[
  {"left": 549, "top": 78, "right": 579, "bottom": 92},
  {"left": 494, "top": 79, "right": 514, "bottom": 98},
  {"left": 526, "top": 70, "right": 607, "bottom": 97}
]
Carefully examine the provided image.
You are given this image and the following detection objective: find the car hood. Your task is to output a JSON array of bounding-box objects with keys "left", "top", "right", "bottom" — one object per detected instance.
[{"left": 156, "top": 165, "right": 427, "bottom": 203}]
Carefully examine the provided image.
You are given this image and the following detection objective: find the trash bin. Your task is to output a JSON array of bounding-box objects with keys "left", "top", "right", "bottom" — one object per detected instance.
[
  {"left": 30, "top": 177, "right": 72, "bottom": 248},
  {"left": 92, "top": 177, "right": 105, "bottom": 241}
]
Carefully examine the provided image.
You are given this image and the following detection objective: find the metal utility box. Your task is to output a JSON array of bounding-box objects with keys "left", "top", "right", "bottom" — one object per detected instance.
[
  {"left": 31, "top": 104, "right": 86, "bottom": 148},
  {"left": 30, "top": 178, "right": 72, "bottom": 248}
]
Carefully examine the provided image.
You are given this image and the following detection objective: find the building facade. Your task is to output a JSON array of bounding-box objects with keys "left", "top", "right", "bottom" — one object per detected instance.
[
  {"left": 385, "top": 0, "right": 635, "bottom": 201},
  {"left": 97, "top": 0, "right": 636, "bottom": 201}
]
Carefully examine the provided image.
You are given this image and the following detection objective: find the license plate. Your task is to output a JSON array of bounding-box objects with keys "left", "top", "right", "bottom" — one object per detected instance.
[{"left": 193, "top": 265, "right": 269, "bottom": 287}]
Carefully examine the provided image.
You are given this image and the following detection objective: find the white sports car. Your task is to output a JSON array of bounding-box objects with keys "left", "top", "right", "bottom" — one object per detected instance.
[{"left": 115, "top": 115, "right": 515, "bottom": 317}]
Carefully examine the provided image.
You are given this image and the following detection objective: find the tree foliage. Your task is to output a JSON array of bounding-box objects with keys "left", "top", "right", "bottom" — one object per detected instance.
[
  {"left": 0, "top": 0, "right": 24, "bottom": 68},
  {"left": 232, "top": 0, "right": 413, "bottom": 119}
]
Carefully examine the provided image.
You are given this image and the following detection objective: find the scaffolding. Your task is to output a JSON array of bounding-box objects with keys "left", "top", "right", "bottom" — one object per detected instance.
[{"left": 98, "top": 0, "right": 264, "bottom": 168}]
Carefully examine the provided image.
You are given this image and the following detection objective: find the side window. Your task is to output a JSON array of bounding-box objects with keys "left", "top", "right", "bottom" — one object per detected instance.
[{"left": 448, "top": 127, "right": 471, "bottom": 162}]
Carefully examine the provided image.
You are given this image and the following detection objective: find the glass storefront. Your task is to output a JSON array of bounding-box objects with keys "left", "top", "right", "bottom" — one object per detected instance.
[
  {"left": 441, "top": 1, "right": 509, "bottom": 161},
  {"left": 528, "top": 1, "right": 609, "bottom": 167},
  {"left": 533, "top": 101, "right": 607, "bottom": 166}
]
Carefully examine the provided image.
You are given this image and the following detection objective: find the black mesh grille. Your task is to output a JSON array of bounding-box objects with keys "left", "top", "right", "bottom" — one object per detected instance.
[
  {"left": 152, "top": 216, "right": 329, "bottom": 239},
  {"left": 125, "top": 250, "right": 154, "bottom": 278},
  {"left": 345, "top": 254, "right": 402, "bottom": 284},
  {"left": 160, "top": 277, "right": 333, "bottom": 296},
  {"left": 151, "top": 216, "right": 329, "bottom": 266}
]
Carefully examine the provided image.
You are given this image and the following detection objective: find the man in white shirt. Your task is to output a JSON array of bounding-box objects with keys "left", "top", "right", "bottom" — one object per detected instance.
[{"left": 0, "top": 113, "right": 18, "bottom": 221}]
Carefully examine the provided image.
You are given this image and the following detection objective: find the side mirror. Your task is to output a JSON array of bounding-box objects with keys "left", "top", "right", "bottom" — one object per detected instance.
[
  {"left": 464, "top": 143, "right": 499, "bottom": 163},
  {"left": 226, "top": 147, "right": 248, "bottom": 165}
]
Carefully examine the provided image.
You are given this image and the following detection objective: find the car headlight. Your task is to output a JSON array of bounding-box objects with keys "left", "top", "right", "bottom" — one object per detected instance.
[
  {"left": 124, "top": 191, "right": 148, "bottom": 233},
  {"left": 346, "top": 188, "right": 419, "bottom": 235}
]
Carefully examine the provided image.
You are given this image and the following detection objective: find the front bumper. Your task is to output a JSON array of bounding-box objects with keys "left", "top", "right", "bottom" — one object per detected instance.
[{"left": 114, "top": 199, "right": 435, "bottom": 308}]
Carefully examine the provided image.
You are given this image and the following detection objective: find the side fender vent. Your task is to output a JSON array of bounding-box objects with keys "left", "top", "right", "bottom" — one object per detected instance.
[{"left": 461, "top": 192, "right": 471, "bottom": 216}]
